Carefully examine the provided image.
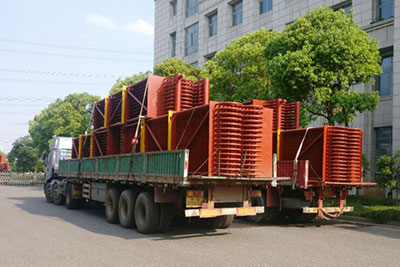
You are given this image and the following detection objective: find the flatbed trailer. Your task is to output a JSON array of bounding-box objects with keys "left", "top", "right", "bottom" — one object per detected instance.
[{"left": 52, "top": 149, "right": 282, "bottom": 234}]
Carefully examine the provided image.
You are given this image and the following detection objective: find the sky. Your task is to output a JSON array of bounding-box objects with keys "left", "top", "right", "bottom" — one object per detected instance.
[{"left": 0, "top": 0, "right": 155, "bottom": 153}]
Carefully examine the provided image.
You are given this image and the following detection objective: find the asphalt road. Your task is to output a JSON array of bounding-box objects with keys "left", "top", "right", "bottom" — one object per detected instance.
[{"left": 1, "top": 186, "right": 399, "bottom": 267}]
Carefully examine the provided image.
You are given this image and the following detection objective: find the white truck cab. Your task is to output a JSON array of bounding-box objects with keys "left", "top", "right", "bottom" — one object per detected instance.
[{"left": 43, "top": 137, "right": 72, "bottom": 183}]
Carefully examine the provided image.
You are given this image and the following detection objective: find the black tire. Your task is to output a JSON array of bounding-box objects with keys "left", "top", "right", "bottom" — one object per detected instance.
[
  {"left": 118, "top": 189, "right": 138, "bottom": 228},
  {"left": 52, "top": 182, "right": 65, "bottom": 206},
  {"left": 286, "top": 209, "right": 317, "bottom": 223},
  {"left": 247, "top": 196, "right": 278, "bottom": 223},
  {"left": 135, "top": 192, "right": 160, "bottom": 234},
  {"left": 105, "top": 188, "right": 120, "bottom": 223},
  {"left": 201, "top": 216, "right": 224, "bottom": 229},
  {"left": 217, "top": 215, "right": 234, "bottom": 229},
  {"left": 158, "top": 204, "right": 173, "bottom": 233},
  {"left": 65, "top": 183, "right": 81, "bottom": 209},
  {"left": 44, "top": 183, "right": 53, "bottom": 203},
  {"left": 247, "top": 196, "right": 265, "bottom": 223}
]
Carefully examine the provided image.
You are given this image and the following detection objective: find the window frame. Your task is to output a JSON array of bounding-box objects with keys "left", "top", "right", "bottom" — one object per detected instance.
[
  {"left": 332, "top": 0, "right": 352, "bottom": 13},
  {"left": 204, "top": 52, "right": 216, "bottom": 61},
  {"left": 184, "top": 23, "right": 199, "bottom": 56},
  {"left": 374, "top": 126, "right": 393, "bottom": 177},
  {"left": 376, "top": 48, "right": 393, "bottom": 96},
  {"left": 170, "top": 0, "right": 177, "bottom": 16},
  {"left": 231, "top": 0, "right": 243, "bottom": 27},
  {"left": 377, "top": 0, "right": 394, "bottom": 21},
  {"left": 186, "top": 0, "right": 199, "bottom": 18},
  {"left": 170, "top": 32, "right": 177, "bottom": 57},
  {"left": 207, "top": 10, "right": 218, "bottom": 37},
  {"left": 260, "top": 0, "right": 273, "bottom": 14}
]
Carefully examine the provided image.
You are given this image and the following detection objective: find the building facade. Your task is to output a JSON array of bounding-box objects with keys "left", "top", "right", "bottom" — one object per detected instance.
[{"left": 154, "top": 0, "right": 400, "bottom": 182}]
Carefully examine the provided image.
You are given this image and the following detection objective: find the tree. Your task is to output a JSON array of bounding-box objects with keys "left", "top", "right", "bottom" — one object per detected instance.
[
  {"left": 110, "top": 71, "right": 151, "bottom": 94},
  {"left": 265, "top": 6, "right": 381, "bottom": 126},
  {"left": 205, "top": 28, "right": 278, "bottom": 102},
  {"left": 377, "top": 151, "right": 400, "bottom": 201},
  {"left": 29, "top": 93, "right": 100, "bottom": 153},
  {"left": 153, "top": 58, "right": 203, "bottom": 81},
  {"left": 362, "top": 154, "right": 370, "bottom": 178},
  {"left": 7, "top": 136, "right": 43, "bottom": 172},
  {"left": 0, "top": 150, "right": 5, "bottom": 156}
]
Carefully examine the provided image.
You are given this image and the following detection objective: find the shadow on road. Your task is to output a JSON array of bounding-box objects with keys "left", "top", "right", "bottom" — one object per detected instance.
[
  {"left": 9, "top": 186, "right": 399, "bottom": 241},
  {"left": 8, "top": 192, "right": 230, "bottom": 241},
  {"left": 330, "top": 224, "right": 400, "bottom": 240}
]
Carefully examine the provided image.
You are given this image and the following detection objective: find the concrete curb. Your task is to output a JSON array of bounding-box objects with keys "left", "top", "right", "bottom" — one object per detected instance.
[{"left": 335, "top": 215, "right": 400, "bottom": 228}]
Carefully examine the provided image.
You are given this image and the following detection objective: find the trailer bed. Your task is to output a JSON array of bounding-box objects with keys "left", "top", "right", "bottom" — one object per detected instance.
[{"left": 57, "top": 149, "right": 285, "bottom": 186}]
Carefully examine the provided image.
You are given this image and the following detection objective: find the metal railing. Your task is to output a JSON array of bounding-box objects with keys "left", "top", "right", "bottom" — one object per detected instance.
[{"left": 0, "top": 172, "right": 45, "bottom": 186}]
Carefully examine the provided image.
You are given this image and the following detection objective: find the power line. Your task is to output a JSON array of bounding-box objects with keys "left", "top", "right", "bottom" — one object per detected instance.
[
  {"left": 2, "top": 103, "right": 51, "bottom": 107},
  {"left": 0, "top": 67, "right": 120, "bottom": 79},
  {"left": 0, "top": 110, "right": 41, "bottom": 115},
  {"left": 0, "top": 97, "right": 57, "bottom": 102},
  {"left": 0, "top": 48, "right": 153, "bottom": 62},
  {"left": 0, "top": 78, "right": 111, "bottom": 85},
  {"left": 0, "top": 38, "right": 153, "bottom": 55},
  {"left": 0, "top": 133, "right": 28, "bottom": 136}
]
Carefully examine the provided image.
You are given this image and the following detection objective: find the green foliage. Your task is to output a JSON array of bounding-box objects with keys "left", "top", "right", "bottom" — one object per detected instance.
[
  {"left": 362, "top": 154, "right": 370, "bottom": 178},
  {"left": 29, "top": 93, "right": 100, "bottom": 154},
  {"left": 110, "top": 71, "right": 151, "bottom": 94},
  {"left": 376, "top": 151, "right": 400, "bottom": 193},
  {"left": 324, "top": 195, "right": 400, "bottom": 222},
  {"left": 7, "top": 136, "right": 43, "bottom": 172},
  {"left": 205, "top": 29, "right": 279, "bottom": 102},
  {"left": 0, "top": 150, "right": 5, "bottom": 156},
  {"left": 265, "top": 6, "right": 382, "bottom": 125},
  {"left": 153, "top": 58, "right": 204, "bottom": 81}
]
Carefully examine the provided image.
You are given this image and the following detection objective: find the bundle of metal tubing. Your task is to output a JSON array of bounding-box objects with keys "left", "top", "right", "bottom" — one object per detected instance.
[
  {"left": 212, "top": 103, "right": 267, "bottom": 177},
  {"left": 212, "top": 102, "right": 243, "bottom": 177},
  {"left": 325, "top": 127, "right": 362, "bottom": 183},
  {"left": 241, "top": 105, "right": 263, "bottom": 177}
]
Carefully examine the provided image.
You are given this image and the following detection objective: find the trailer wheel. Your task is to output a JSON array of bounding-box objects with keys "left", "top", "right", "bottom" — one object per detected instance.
[
  {"left": 52, "top": 182, "right": 65, "bottom": 206},
  {"left": 65, "top": 183, "right": 81, "bottom": 209},
  {"left": 158, "top": 204, "right": 173, "bottom": 233},
  {"left": 135, "top": 192, "right": 160, "bottom": 234},
  {"left": 105, "top": 188, "right": 120, "bottom": 223},
  {"left": 44, "top": 183, "right": 53, "bottom": 203},
  {"left": 118, "top": 189, "right": 138, "bottom": 228},
  {"left": 201, "top": 216, "right": 224, "bottom": 229},
  {"left": 247, "top": 196, "right": 265, "bottom": 223},
  {"left": 247, "top": 196, "right": 277, "bottom": 223},
  {"left": 217, "top": 215, "right": 234, "bottom": 229}
]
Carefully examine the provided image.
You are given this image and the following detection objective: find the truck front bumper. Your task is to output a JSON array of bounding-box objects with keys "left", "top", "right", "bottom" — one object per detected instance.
[{"left": 185, "top": 206, "right": 265, "bottom": 218}]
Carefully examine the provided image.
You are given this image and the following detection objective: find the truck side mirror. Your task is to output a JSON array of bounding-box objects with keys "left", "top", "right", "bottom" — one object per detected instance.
[{"left": 41, "top": 151, "right": 48, "bottom": 165}]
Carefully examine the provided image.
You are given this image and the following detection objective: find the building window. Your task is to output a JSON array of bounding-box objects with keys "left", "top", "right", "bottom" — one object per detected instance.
[
  {"left": 378, "top": 54, "right": 393, "bottom": 96},
  {"left": 375, "top": 127, "right": 392, "bottom": 175},
  {"left": 170, "top": 1, "right": 177, "bottom": 16},
  {"left": 170, "top": 32, "right": 176, "bottom": 57},
  {"left": 260, "top": 0, "right": 273, "bottom": 14},
  {"left": 186, "top": 0, "right": 198, "bottom": 17},
  {"left": 185, "top": 23, "right": 198, "bottom": 55},
  {"left": 207, "top": 11, "right": 218, "bottom": 37},
  {"left": 333, "top": 1, "right": 352, "bottom": 13},
  {"left": 378, "top": 0, "right": 393, "bottom": 20},
  {"left": 231, "top": 1, "right": 243, "bottom": 26},
  {"left": 204, "top": 52, "right": 216, "bottom": 61}
]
